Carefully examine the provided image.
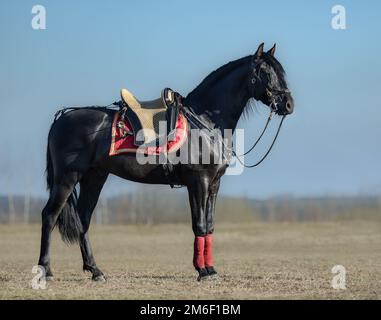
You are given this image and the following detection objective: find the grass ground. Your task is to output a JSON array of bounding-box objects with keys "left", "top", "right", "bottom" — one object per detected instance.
[{"left": 0, "top": 220, "right": 380, "bottom": 299}]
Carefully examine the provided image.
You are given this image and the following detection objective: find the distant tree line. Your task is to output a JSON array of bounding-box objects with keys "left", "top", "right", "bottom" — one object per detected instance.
[{"left": 0, "top": 186, "right": 380, "bottom": 224}]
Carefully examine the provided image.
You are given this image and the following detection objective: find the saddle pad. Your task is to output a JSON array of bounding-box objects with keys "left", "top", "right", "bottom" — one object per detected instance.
[{"left": 109, "top": 111, "right": 188, "bottom": 156}]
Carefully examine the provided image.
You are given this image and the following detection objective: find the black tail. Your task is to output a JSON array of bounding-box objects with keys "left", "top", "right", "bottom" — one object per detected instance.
[{"left": 46, "top": 124, "right": 83, "bottom": 245}]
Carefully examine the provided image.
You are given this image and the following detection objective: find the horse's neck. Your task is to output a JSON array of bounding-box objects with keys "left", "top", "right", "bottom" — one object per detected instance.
[{"left": 185, "top": 58, "right": 251, "bottom": 132}]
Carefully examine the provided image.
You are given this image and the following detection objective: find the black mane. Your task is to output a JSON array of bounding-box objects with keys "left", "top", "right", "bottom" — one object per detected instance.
[
  {"left": 261, "top": 53, "right": 287, "bottom": 87},
  {"left": 186, "top": 53, "right": 287, "bottom": 99},
  {"left": 186, "top": 56, "right": 251, "bottom": 99}
]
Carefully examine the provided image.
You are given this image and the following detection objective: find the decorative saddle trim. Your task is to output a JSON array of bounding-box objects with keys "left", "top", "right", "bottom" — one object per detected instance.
[{"left": 109, "top": 111, "right": 188, "bottom": 156}]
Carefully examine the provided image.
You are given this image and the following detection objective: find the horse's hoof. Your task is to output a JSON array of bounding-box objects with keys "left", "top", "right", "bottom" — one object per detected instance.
[
  {"left": 197, "top": 268, "right": 210, "bottom": 282},
  {"left": 197, "top": 274, "right": 210, "bottom": 281},
  {"left": 92, "top": 274, "right": 106, "bottom": 282},
  {"left": 206, "top": 266, "right": 218, "bottom": 279},
  {"left": 45, "top": 276, "right": 54, "bottom": 282}
]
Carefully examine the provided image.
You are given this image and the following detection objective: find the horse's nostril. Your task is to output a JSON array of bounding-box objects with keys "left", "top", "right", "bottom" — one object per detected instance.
[{"left": 286, "top": 101, "right": 293, "bottom": 113}]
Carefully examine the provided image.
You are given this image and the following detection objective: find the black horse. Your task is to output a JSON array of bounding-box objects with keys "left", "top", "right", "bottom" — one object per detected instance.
[{"left": 38, "top": 43, "right": 294, "bottom": 282}]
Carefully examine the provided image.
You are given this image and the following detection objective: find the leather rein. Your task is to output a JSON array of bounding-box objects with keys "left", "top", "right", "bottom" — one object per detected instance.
[
  {"left": 182, "top": 106, "right": 286, "bottom": 169},
  {"left": 232, "top": 111, "right": 286, "bottom": 168}
]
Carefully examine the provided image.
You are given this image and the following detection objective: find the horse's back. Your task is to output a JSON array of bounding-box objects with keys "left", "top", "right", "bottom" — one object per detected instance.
[{"left": 48, "top": 108, "right": 115, "bottom": 175}]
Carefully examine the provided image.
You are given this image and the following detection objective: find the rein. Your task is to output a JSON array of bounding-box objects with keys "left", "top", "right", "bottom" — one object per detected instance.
[
  {"left": 182, "top": 107, "right": 286, "bottom": 169},
  {"left": 234, "top": 111, "right": 273, "bottom": 157},
  {"left": 233, "top": 113, "right": 286, "bottom": 168}
]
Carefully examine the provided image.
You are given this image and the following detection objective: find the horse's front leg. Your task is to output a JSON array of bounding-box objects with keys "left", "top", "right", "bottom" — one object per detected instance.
[
  {"left": 204, "top": 178, "right": 220, "bottom": 278},
  {"left": 187, "top": 176, "right": 211, "bottom": 281}
]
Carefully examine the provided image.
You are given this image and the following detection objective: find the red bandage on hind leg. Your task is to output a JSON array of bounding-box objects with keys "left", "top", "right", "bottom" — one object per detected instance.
[
  {"left": 204, "top": 234, "right": 214, "bottom": 267},
  {"left": 193, "top": 236, "right": 205, "bottom": 270}
]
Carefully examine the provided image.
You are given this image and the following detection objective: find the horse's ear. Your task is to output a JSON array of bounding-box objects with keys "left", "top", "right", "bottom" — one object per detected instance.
[
  {"left": 254, "top": 43, "right": 264, "bottom": 59},
  {"left": 268, "top": 43, "right": 276, "bottom": 56}
]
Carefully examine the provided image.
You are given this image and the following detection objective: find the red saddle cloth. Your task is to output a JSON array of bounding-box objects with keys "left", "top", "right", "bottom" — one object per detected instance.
[{"left": 109, "top": 112, "right": 188, "bottom": 156}]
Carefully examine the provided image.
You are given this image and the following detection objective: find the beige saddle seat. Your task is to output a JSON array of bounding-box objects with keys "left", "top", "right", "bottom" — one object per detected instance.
[{"left": 121, "top": 88, "right": 175, "bottom": 145}]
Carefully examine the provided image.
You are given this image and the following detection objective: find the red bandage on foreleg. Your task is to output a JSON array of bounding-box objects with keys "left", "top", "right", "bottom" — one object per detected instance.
[
  {"left": 193, "top": 236, "right": 205, "bottom": 269},
  {"left": 204, "top": 234, "right": 214, "bottom": 267}
]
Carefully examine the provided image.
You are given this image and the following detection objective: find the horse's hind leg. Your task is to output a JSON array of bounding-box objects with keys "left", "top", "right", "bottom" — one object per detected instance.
[
  {"left": 38, "top": 173, "right": 78, "bottom": 280},
  {"left": 77, "top": 169, "right": 108, "bottom": 281}
]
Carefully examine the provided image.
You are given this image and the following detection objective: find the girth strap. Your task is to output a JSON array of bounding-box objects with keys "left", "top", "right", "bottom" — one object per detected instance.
[{"left": 162, "top": 162, "right": 183, "bottom": 189}]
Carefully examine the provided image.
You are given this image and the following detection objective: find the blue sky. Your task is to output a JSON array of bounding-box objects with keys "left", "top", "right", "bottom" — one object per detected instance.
[{"left": 0, "top": 0, "right": 380, "bottom": 198}]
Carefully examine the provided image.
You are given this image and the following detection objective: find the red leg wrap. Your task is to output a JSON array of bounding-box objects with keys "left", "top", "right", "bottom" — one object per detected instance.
[
  {"left": 204, "top": 234, "right": 214, "bottom": 267},
  {"left": 193, "top": 236, "right": 205, "bottom": 269}
]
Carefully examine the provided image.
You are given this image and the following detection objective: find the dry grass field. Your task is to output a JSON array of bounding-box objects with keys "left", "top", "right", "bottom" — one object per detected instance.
[{"left": 0, "top": 220, "right": 380, "bottom": 299}]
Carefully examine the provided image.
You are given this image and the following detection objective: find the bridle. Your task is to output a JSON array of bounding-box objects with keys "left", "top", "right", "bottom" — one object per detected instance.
[
  {"left": 182, "top": 56, "right": 290, "bottom": 169},
  {"left": 250, "top": 56, "right": 290, "bottom": 112},
  {"left": 232, "top": 56, "right": 289, "bottom": 168}
]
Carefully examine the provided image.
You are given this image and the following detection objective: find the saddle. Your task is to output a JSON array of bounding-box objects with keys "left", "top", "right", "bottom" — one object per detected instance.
[{"left": 120, "top": 88, "right": 182, "bottom": 146}]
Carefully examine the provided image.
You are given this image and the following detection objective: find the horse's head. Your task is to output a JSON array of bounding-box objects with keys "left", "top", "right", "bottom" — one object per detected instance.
[{"left": 250, "top": 43, "right": 294, "bottom": 115}]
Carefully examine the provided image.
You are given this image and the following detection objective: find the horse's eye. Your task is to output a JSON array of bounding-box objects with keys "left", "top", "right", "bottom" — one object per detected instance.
[{"left": 266, "top": 89, "right": 272, "bottom": 97}]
